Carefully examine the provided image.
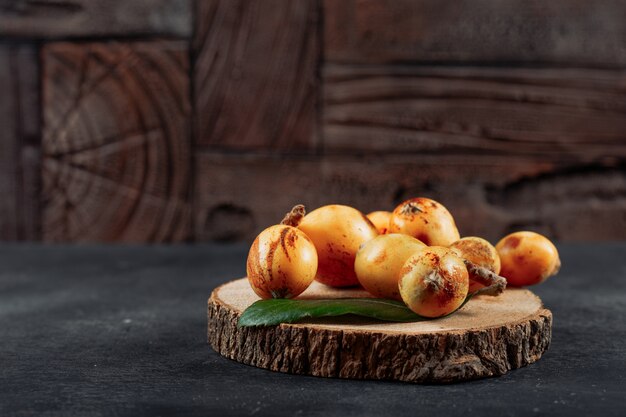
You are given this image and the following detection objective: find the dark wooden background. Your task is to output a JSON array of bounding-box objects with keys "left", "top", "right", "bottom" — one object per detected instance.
[{"left": 1, "top": 0, "right": 625, "bottom": 243}]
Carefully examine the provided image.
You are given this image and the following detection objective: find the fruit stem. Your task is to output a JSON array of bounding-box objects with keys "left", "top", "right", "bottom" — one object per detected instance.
[
  {"left": 464, "top": 260, "right": 507, "bottom": 296},
  {"left": 280, "top": 204, "right": 306, "bottom": 227}
]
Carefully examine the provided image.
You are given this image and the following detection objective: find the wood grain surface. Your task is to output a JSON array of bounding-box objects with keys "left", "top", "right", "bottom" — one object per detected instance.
[
  {"left": 324, "top": 65, "right": 626, "bottom": 160},
  {"left": 0, "top": 44, "right": 40, "bottom": 241},
  {"left": 42, "top": 41, "right": 191, "bottom": 242},
  {"left": 1, "top": 1, "right": 626, "bottom": 243},
  {"left": 194, "top": 153, "right": 626, "bottom": 242},
  {"left": 0, "top": 0, "right": 191, "bottom": 38},
  {"left": 193, "top": 0, "right": 319, "bottom": 151},
  {"left": 208, "top": 278, "right": 552, "bottom": 383},
  {"left": 324, "top": 0, "right": 626, "bottom": 67}
]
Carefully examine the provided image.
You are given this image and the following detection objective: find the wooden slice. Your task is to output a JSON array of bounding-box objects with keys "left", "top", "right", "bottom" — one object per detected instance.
[{"left": 208, "top": 278, "right": 552, "bottom": 383}]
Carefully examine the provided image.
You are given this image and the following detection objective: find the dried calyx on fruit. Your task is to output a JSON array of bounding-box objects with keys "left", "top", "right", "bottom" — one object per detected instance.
[
  {"left": 450, "top": 237, "right": 502, "bottom": 293},
  {"left": 389, "top": 198, "right": 460, "bottom": 246},
  {"left": 398, "top": 246, "right": 469, "bottom": 318}
]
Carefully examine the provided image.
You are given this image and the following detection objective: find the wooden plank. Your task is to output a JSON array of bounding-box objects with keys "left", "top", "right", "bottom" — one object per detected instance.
[
  {"left": 324, "top": 0, "right": 626, "bottom": 67},
  {"left": 323, "top": 65, "right": 626, "bottom": 160},
  {"left": 42, "top": 41, "right": 191, "bottom": 243},
  {"left": 193, "top": 0, "right": 319, "bottom": 151},
  {"left": 209, "top": 279, "right": 551, "bottom": 383},
  {"left": 194, "top": 153, "right": 626, "bottom": 242},
  {"left": 0, "top": 0, "right": 191, "bottom": 38},
  {"left": 0, "top": 44, "right": 40, "bottom": 241}
]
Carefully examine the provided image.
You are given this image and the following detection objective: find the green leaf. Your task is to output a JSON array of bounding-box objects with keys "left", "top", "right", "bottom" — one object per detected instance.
[
  {"left": 238, "top": 292, "right": 479, "bottom": 328},
  {"left": 238, "top": 298, "right": 425, "bottom": 327}
]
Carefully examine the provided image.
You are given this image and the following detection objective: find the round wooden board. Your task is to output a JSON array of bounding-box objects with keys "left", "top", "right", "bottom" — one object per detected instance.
[{"left": 208, "top": 278, "right": 552, "bottom": 383}]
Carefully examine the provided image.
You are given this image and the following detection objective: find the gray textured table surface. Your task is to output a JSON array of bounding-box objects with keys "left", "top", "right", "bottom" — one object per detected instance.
[{"left": 1, "top": 243, "right": 624, "bottom": 416}]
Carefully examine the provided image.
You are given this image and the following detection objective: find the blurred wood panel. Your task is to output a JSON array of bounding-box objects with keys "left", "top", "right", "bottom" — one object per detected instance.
[
  {"left": 0, "top": 44, "right": 40, "bottom": 241},
  {"left": 194, "top": 153, "right": 626, "bottom": 242},
  {"left": 0, "top": 0, "right": 191, "bottom": 38},
  {"left": 193, "top": 0, "right": 319, "bottom": 151},
  {"left": 42, "top": 41, "right": 191, "bottom": 243},
  {"left": 0, "top": 0, "right": 624, "bottom": 244},
  {"left": 324, "top": 65, "right": 626, "bottom": 160},
  {"left": 325, "top": 0, "right": 626, "bottom": 67}
]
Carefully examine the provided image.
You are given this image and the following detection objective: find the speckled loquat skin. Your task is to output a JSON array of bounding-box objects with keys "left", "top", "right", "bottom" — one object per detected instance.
[
  {"left": 297, "top": 205, "right": 379, "bottom": 287},
  {"left": 496, "top": 231, "right": 560, "bottom": 287},
  {"left": 366, "top": 211, "right": 392, "bottom": 234},
  {"left": 399, "top": 246, "right": 469, "bottom": 318},
  {"left": 450, "top": 237, "right": 501, "bottom": 293},
  {"left": 246, "top": 225, "right": 318, "bottom": 299},
  {"left": 355, "top": 234, "right": 426, "bottom": 300},
  {"left": 389, "top": 198, "right": 460, "bottom": 247}
]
